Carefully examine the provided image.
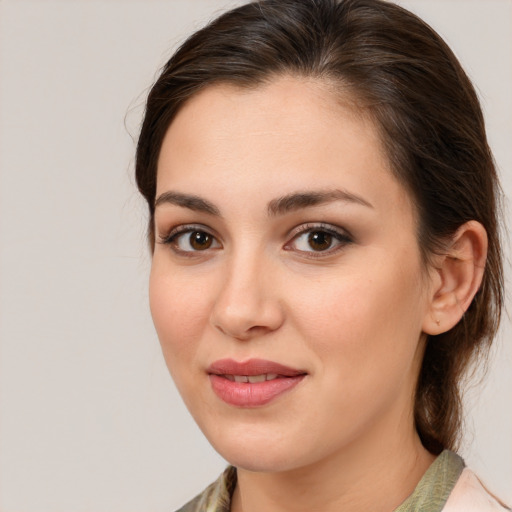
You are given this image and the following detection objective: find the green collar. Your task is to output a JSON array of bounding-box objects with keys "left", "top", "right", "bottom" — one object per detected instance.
[{"left": 394, "top": 450, "right": 465, "bottom": 512}]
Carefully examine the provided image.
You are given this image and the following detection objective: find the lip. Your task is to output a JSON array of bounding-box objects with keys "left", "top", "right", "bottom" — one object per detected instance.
[{"left": 207, "top": 358, "right": 307, "bottom": 407}]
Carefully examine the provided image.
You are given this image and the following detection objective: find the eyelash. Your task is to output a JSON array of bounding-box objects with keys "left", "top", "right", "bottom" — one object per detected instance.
[
  {"left": 157, "top": 224, "right": 221, "bottom": 256},
  {"left": 285, "top": 223, "right": 353, "bottom": 257},
  {"left": 157, "top": 222, "right": 353, "bottom": 257}
]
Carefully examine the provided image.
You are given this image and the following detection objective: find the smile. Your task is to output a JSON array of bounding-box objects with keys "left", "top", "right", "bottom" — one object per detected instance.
[{"left": 207, "top": 359, "right": 307, "bottom": 407}]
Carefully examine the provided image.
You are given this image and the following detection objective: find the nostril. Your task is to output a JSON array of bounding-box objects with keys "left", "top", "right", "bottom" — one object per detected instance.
[{"left": 211, "top": 313, "right": 281, "bottom": 341}]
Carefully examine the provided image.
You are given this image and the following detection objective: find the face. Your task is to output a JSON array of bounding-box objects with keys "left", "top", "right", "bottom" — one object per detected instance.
[{"left": 150, "top": 77, "right": 434, "bottom": 473}]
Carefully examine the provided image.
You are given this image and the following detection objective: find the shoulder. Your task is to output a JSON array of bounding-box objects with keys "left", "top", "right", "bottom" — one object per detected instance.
[{"left": 443, "top": 468, "right": 511, "bottom": 512}]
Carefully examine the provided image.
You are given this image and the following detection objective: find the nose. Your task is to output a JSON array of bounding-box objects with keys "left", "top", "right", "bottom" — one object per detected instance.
[{"left": 210, "top": 253, "right": 284, "bottom": 341}]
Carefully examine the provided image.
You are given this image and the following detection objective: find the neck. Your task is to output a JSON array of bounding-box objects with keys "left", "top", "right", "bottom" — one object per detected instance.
[{"left": 231, "top": 411, "right": 436, "bottom": 512}]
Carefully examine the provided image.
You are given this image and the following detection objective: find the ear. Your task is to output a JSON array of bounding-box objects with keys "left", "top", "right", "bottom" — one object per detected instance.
[{"left": 423, "top": 220, "right": 488, "bottom": 335}]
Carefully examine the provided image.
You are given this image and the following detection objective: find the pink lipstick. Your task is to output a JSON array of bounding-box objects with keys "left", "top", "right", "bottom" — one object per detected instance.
[{"left": 207, "top": 358, "right": 307, "bottom": 407}]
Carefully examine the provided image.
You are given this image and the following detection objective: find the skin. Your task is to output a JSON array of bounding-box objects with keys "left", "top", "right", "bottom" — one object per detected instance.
[{"left": 149, "top": 76, "right": 486, "bottom": 512}]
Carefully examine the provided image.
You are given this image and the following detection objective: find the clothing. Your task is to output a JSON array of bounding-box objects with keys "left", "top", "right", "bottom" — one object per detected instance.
[{"left": 175, "top": 450, "right": 510, "bottom": 512}]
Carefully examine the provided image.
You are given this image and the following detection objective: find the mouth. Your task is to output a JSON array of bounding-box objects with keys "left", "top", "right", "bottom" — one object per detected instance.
[
  {"left": 223, "top": 373, "right": 279, "bottom": 383},
  {"left": 207, "top": 358, "right": 307, "bottom": 407}
]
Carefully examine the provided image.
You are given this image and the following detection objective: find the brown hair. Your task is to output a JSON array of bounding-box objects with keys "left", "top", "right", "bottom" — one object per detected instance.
[{"left": 136, "top": 0, "right": 503, "bottom": 454}]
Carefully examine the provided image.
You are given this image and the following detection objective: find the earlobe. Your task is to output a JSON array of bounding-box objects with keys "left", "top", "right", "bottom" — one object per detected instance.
[{"left": 423, "top": 221, "right": 488, "bottom": 335}]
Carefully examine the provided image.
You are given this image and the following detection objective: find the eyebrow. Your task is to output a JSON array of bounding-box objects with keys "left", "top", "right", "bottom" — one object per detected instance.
[
  {"left": 154, "top": 188, "right": 373, "bottom": 217},
  {"left": 267, "top": 189, "right": 373, "bottom": 216},
  {"left": 154, "top": 191, "right": 221, "bottom": 216}
]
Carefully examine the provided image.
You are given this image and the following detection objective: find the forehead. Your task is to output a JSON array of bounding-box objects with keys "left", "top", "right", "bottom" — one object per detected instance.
[
  {"left": 156, "top": 76, "right": 413, "bottom": 221},
  {"left": 162, "top": 77, "right": 378, "bottom": 147},
  {"left": 171, "top": 75, "right": 365, "bottom": 129}
]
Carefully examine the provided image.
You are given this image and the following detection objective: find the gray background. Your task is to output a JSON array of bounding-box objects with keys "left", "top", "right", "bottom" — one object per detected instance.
[{"left": 0, "top": 1, "right": 510, "bottom": 510}]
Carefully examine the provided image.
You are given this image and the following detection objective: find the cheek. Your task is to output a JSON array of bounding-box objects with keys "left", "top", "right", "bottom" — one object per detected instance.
[
  {"left": 284, "top": 262, "right": 427, "bottom": 446},
  {"left": 288, "top": 258, "right": 426, "bottom": 375},
  {"left": 149, "top": 265, "right": 211, "bottom": 365}
]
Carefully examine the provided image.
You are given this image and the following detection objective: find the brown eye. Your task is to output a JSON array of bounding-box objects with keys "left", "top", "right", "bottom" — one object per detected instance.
[
  {"left": 307, "top": 231, "right": 333, "bottom": 251},
  {"left": 286, "top": 224, "right": 353, "bottom": 256},
  {"left": 162, "top": 226, "right": 221, "bottom": 253},
  {"left": 190, "top": 231, "right": 213, "bottom": 250}
]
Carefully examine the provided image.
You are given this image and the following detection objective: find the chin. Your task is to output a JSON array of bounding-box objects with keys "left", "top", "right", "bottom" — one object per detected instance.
[
  {"left": 217, "top": 444, "right": 302, "bottom": 473},
  {"left": 200, "top": 420, "right": 322, "bottom": 473}
]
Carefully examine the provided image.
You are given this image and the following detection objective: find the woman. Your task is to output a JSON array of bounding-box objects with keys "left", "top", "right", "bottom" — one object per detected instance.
[{"left": 136, "top": 0, "right": 509, "bottom": 510}]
